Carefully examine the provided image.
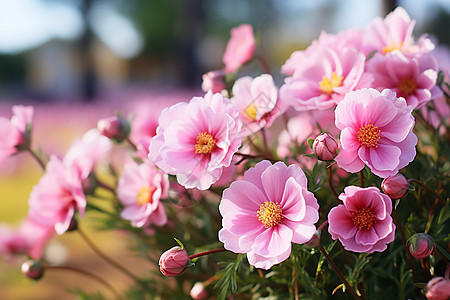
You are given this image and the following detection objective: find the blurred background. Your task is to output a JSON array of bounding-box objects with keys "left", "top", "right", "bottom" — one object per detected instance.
[{"left": 0, "top": 0, "right": 449, "bottom": 299}]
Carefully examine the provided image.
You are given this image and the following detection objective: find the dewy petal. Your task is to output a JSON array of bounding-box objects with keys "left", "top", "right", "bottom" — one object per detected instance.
[
  {"left": 279, "top": 178, "right": 306, "bottom": 221},
  {"left": 252, "top": 225, "right": 293, "bottom": 257}
]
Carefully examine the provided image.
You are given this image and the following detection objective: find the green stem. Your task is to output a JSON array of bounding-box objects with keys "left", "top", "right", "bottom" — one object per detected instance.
[
  {"left": 45, "top": 265, "right": 123, "bottom": 300},
  {"left": 77, "top": 227, "right": 141, "bottom": 284},
  {"left": 96, "top": 179, "right": 116, "bottom": 194},
  {"left": 359, "top": 171, "right": 364, "bottom": 188},
  {"left": 26, "top": 148, "right": 46, "bottom": 171},
  {"left": 189, "top": 248, "right": 227, "bottom": 260},
  {"left": 317, "top": 244, "right": 361, "bottom": 299},
  {"left": 328, "top": 165, "right": 339, "bottom": 204},
  {"left": 408, "top": 179, "right": 444, "bottom": 203},
  {"left": 126, "top": 137, "right": 138, "bottom": 151}
]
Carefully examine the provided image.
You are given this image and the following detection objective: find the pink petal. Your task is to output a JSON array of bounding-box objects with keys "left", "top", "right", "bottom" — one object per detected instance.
[
  {"left": 328, "top": 206, "right": 358, "bottom": 240},
  {"left": 279, "top": 178, "right": 306, "bottom": 221},
  {"left": 252, "top": 225, "right": 293, "bottom": 257}
]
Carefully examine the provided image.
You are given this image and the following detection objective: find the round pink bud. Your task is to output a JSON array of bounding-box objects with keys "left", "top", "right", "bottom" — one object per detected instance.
[
  {"left": 407, "top": 233, "right": 435, "bottom": 259},
  {"left": 21, "top": 260, "right": 44, "bottom": 280},
  {"left": 381, "top": 173, "right": 409, "bottom": 199},
  {"left": 190, "top": 282, "right": 208, "bottom": 300},
  {"left": 201, "top": 70, "right": 227, "bottom": 94},
  {"left": 426, "top": 277, "right": 450, "bottom": 300},
  {"left": 313, "top": 133, "right": 338, "bottom": 161},
  {"left": 158, "top": 246, "right": 189, "bottom": 277},
  {"left": 97, "top": 115, "right": 130, "bottom": 143}
]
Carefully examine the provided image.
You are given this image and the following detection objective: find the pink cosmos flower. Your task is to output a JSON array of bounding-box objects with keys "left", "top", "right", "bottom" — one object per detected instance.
[
  {"left": 231, "top": 74, "right": 286, "bottom": 137},
  {"left": 0, "top": 105, "right": 33, "bottom": 163},
  {"left": 117, "top": 160, "right": 169, "bottom": 228},
  {"left": 328, "top": 186, "right": 395, "bottom": 253},
  {"left": 28, "top": 155, "right": 86, "bottom": 234},
  {"left": 149, "top": 91, "right": 242, "bottom": 190},
  {"left": 281, "top": 28, "right": 365, "bottom": 76},
  {"left": 218, "top": 160, "right": 319, "bottom": 269},
  {"left": 334, "top": 88, "right": 417, "bottom": 178},
  {"left": 222, "top": 24, "right": 255, "bottom": 73},
  {"left": 363, "top": 7, "right": 434, "bottom": 57},
  {"left": 280, "top": 46, "right": 372, "bottom": 110},
  {"left": 367, "top": 51, "right": 442, "bottom": 109}
]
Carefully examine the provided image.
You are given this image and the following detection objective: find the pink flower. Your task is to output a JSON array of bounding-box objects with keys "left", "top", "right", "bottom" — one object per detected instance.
[
  {"left": 381, "top": 173, "right": 409, "bottom": 199},
  {"left": 218, "top": 160, "right": 319, "bottom": 269},
  {"left": 426, "top": 277, "right": 450, "bottom": 300},
  {"left": 0, "top": 105, "right": 33, "bottom": 162},
  {"left": 363, "top": 7, "right": 434, "bottom": 57},
  {"left": 280, "top": 46, "right": 372, "bottom": 110},
  {"left": 231, "top": 74, "right": 286, "bottom": 137},
  {"left": 222, "top": 24, "right": 255, "bottom": 73},
  {"left": 201, "top": 70, "right": 227, "bottom": 94},
  {"left": 367, "top": 51, "right": 442, "bottom": 109},
  {"left": 28, "top": 155, "right": 86, "bottom": 234},
  {"left": 149, "top": 91, "right": 242, "bottom": 190},
  {"left": 117, "top": 160, "right": 169, "bottom": 228},
  {"left": 334, "top": 88, "right": 417, "bottom": 178},
  {"left": 159, "top": 246, "right": 190, "bottom": 276},
  {"left": 190, "top": 282, "right": 208, "bottom": 300},
  {"left": 328, "top": 186, "right": 395, "bottom": 253}
]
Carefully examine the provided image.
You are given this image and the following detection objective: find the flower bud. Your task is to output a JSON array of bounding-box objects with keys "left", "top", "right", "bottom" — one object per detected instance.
[
  {"left": 407, "top": 233, "right": 435, "bottom": 259},
  {"left": 312, "top": 133, "right": 338, "bottom": 161},
  {"left": 159, "top": 246, "right": 189, "bottom": 276},
  {"left": 97, "top": 115, "right": 130, "bottom": 143},
  {"left": 381, "top": 173, "right": 409, "bottom": 199},
  {"left": 190, "top": 282, "right": 208, "bottom": 299},
  {"left": 201, "top": 70, "right": 226, "bottom": 94},
  {"left": 21, "top": 259, "right": 44, "bottom": 280},
  {"left": 426, "top": 277, "right": 450, "bottom": 300}
]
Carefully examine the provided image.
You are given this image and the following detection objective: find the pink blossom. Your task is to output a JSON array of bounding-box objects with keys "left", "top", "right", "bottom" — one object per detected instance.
[
  {"left": 117, "top": 160, "right": 169, "bottom": 228},
  {"left": 334, "top": 88, "right": 417, "bottom": 178},
  {"left": 231, "top": 74, "right": 286, "bottom": 137},
  {"left": 149, "top": 91, "right": 242, "bottom": 190},
  {"left": 218, "top": 160, "right": 319, "bottom": 269},
  {"left": 280, "top": 46, "right": 372, "bottom": 110},
  {"left": 190, "top": 282, "right": 208, "bottom": 300},
  {"left": 201, "top": 70, "right": 227, "bottom": 94},
  {"left": 0, "top": 105, "right": 33, "bottom": 162},
  {"left": 426, "top": 277, "right": 450, "bottom": 300},
  {"left": 28, "top": 155, "right": 86, "bottom": 234},
  {"left": 222, "top": 24, "right": 255, "bottom": 73},
  {"left": 328, "top": 186, "right": 395, "bottom": 253},
  {"left": 367, "top": 51, "right": 442, "bottom": 109},
  {"left": 363, "top": 7, "right": 434, "bottom": 57},
  {"left": 282, "top": 28, "right": 365, "bottom": 76}
]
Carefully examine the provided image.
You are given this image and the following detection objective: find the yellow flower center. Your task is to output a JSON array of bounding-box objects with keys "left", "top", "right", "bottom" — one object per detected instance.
[
  {"left": 195, "top": 132, "right": 216, "bottom": 154},
  {"left": 357, "top": 124, "right": 381, "bottom": 148},
  {"left": 319, "top": 72, "right": 343, "bottom": 95},
  {"left": 244, "top": 104, "right": 258, "bottom": 121},
  {"left": 382, "top": 43, "right": 402, "bottom": 54},
  {"left": 137, "top": 186, "right": 157, "bottom": 206},
  {"left": 398, "top": 77, "right": 416, "bottom": 98},
  {"left": 351, "top": 208, "right": 377, "bottom": 230},
  {"left": 257, "top": 201, "right": 283, "bottom": 228}
]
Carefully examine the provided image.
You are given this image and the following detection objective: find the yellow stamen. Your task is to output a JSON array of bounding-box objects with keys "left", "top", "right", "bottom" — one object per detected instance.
[
  {"left": 257, "top": 201, "right": 283, "bottom": 228},
  {"left": 357, "top": 124, "right": 381, "bottom": 148},
  {"left": 195, "top": 132, "right": 216, "bottom": 154},
  {"left": 137, "top": 186, "right": 157, "bottom": 206},
  {"left": 351, "top": 208, "right": 377, "bottom": 230},
  {"left": 319, "top": 72, "right": 343, "bottom": 95},
  {"left": 383, "top": 43, "right": 402, "bottom": 54},
  {"left": 398, "top": 77, "right": 416, "bottom": 98},
  {"left": 244, "top": 104, "right": 258, "bottom": 121}
]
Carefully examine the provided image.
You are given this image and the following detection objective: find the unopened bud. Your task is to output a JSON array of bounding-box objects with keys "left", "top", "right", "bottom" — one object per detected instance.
[
  {"left": 190, "top": 282, "right": 208, "bottom": 299},
  {"left": 426, "top": 277, "right": 450, "bottom": 300},
  {"left": 381, "top": 173, "right": 409, "bottom": 199},
  {"left": 201, "top": 70, "right": 226, "bottom": 94},
  {"left": 313, "top": 133, "right": 338, "bottom": 161},
  {"left": 97, "top": 115, "right": 130, "bottom": 143},
  {"left": 407, "top": 233, "right": 435, "bottom": 259},
  {"left": 21, "top": 259, "right": 44, "bottom": 280},
  {"left": 159, "top": 246, "right": 189, "bottom": 276}
]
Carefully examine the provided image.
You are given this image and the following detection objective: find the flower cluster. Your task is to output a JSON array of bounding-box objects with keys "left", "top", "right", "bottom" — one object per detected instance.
[{"left": 0, "top": 6, "right": 448, "bottom": 300}]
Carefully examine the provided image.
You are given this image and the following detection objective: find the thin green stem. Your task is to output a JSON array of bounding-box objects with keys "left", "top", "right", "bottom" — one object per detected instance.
[
  {"left": 408, "top": 179, "right": 444, "bottom": 203},
  {"left": 359, "top": 171, "right": 364, "bottom": 188},
  {"left": 126, "top": 137, "right": 138, "bottom": 151},
  {"left": 77, "top": 227, "right": 141, "bottom": 284},
  {"left": 26, "top": 148, "right": 46, "bottom": 171},
  {"left": 96, "top": 179, "right": 116, "bottom": 194},
  {"left": 317, "top": 244, "right": 361, "bottom": 299},
  {"left": 327, "top": 165, "right": 339, "bottom": 204},
  {"left": 45, "top": 265, "right": 123, "bottom": 300}
]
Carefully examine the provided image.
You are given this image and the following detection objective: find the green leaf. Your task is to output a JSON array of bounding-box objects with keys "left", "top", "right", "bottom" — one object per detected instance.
[
  {"left": 307, "top": 138, "right": 315, "bottom": 150},
  {"left": 215, "top": 254, "right": 245, "bottom": 300}
]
